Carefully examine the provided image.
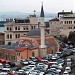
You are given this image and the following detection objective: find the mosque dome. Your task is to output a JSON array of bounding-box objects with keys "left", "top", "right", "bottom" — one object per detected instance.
[{"left": 26, "top": 28, "right": 49, "bottom": 37}]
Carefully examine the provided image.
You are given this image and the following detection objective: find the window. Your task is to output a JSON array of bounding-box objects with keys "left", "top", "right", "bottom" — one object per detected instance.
[
  {"left": 15, "top": 34, "right": 17, "bottom": 38},
  {"left": 26, "top": 26, "right": 28, "bottom": 30},
  {"left": 15, "top": 27, "right": 17, "bottom": 30},
  {"left": 71, "top": 21, "right": 72, "bottom": 24},
  {"left": 67, "top": 21, "right": 68, "bottom": 24},
  {"left": 69, "top": 21, "right": 71, "bottom": 24},
  {"left": 18, "top": 34, "right": 20, "bottom": 38},
  {"left": 23, "top": 26, "right": 25, "bottom": 30},
  {"left": 15, "top": 34, "right": 20, "bottom": 38},
  {"left": 10, "top": 27, "right": 12, "bottom": 31},
  {"left": 31, "top": 26, "right": 33, "bottom": 29},
  {"left": 11, "top": 55, "right": 16, "bottom": 60},
  {"left": 64, "top": 21, "right": 67, "bottom": 24},
  {"left": 68, "top": 27, "right": 70, "bottom": 29},
  {"left": 10, "top": 34, "right": 12, "bottom": 39},
  {"left": 7, "top": 34, "right": 9, "bottom": 39},
  {"left": 17, "top": 52, "right": 20, "bottom": 56},
  {"left": 34, "top": 26, "right": 36, "bottom": 28},
  {"left": 23, "top": 34, "right": 26, "bottom": 35},
  {"left": 4, "top": 54, "right": 8, "bottom": 60},
  {"left": 51, "top": 50, "right": 54, "bottom": 54},
  {"left": 8, "top": 42, "right": 11, "bottom": 45},
  {"left": 68, "top": 27, "right": 72, "bottom": 29},
  {"left": 74, "top": 27, "right": 75, "bottom": 29},
  {"left": 7, "top": 27, "right": 9, "bottom": 30}
]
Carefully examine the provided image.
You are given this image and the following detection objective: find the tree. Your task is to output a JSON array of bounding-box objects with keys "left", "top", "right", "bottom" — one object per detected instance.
[{"left": 68, "top": 31, "right": 75, "bottom": 47}]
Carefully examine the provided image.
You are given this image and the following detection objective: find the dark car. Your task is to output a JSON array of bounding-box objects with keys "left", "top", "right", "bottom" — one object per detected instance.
[
  {"left": 29, "top": 57, "right": 37, "bottom": 62},
  {"left": 3, "top": 64, "right": 10, "bottom": 68},
  {"left": 7, "top": 62, "right": 15, "bottom": 67}
]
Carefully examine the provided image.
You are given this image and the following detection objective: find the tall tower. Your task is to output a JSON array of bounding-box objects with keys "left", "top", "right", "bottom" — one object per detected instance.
[{"left": 40, "top": 3, "right": 47, "bottom": 57}]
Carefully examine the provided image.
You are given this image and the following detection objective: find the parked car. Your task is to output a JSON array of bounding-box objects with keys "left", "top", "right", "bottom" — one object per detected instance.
[
  {"left": 29, "top": 57, "right": 37, "bottom": 62},
  {"left": 35, "top": 57, "right": 42, "bottom": 61},
  {"left": 41, "top": 59, "right": 49, "bottom": 64},
  {"left": 7, "top": 62, "right": 15, "bottom": 67},
  {"left": 65, "top": 67, "right": 71, "bottom": 73},
  {"left": 12, "top": 67, "right": 21, "bottom": 73},
  {"left": 3, "top": 64, "right": 10, "bottom": 68},
  {"left": 66, "top": 59, "right": 72, "bottom": 67},
  {"left": 63, "top": 71, "right": 69, "bottom": 75},
  {"left": 0, "top": 63, "right": 3, "bottom": 70},
  {"left": 0, "top": 72, "right": 9, "bottom": 75},
  {"left": 2, "top": 68, "right": 13, "bottom": 75},
  {"left": 20, "top": 60, "right": 28, "bottom": 65},
  {"left": 0, "top": 59, "right": 6, "bottom": 65}
]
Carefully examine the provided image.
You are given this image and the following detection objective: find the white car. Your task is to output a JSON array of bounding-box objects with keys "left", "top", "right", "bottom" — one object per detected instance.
[
  {"left": 67, "top": 59, "right": 71, "bottom": 66},
  {"left": 65, "top": 67, "right": 71, "bottom": 73},
  {"left": 41, "top": 60, "right": 49, "bottom": 64},
  {"left": 20, "top": 60, "right": 28, "bottom": 65},
  {"left": 0, "top": 63, "right": 3, "bottom": 70},
  {"left": 0, "top": 72, "right": 9, "bottom": 75},
  {"left": 2, "top": 68, "right": 11, "bottom": 72},
  {"left": 29, "top": 70, "right": 40, "bottom": 75},
  {"left": 28, "top": 65, "right": 36, "bottom": 70},
  {"left": 57, "top": 64, "right": 63, "bottom": 70},
  {"left": 63, "top": 71, "right": 69, "bottom": 75}
]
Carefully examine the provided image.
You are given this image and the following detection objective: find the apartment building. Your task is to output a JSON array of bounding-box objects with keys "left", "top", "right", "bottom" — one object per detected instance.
[
  {"left": 49, "top": 11, "right": 75, "bottom": 37},
  {"left": 60, "top": 14, "right": 75, "bottom": 36},
  {"left": 4, "top": 15, "right": 38, "bottom": 44}
]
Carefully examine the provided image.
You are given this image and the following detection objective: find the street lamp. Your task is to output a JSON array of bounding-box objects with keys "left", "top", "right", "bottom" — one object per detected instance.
[{"left": 26, "top": 45, "right": 28, "bottom": 59}]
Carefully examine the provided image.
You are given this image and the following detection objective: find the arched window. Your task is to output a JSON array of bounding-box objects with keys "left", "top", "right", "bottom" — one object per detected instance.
[{"left": 8, "top": 42, "right": 11, "bottom": 45}]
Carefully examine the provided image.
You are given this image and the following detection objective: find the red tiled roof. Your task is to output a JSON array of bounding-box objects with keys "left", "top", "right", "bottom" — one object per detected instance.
[{"left": 49, "top": 18, "right": 59, "bottom": 21}]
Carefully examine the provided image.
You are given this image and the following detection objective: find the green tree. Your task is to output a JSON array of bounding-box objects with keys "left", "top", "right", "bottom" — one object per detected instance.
[{"left": 68, "top": 31, "right": 75, "bottom": 47}]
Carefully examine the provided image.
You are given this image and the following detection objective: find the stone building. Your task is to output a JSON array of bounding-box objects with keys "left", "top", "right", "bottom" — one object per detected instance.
[
  {"left": 4, "top": 15, "right": 38, "bottom": 44},
  {"left": 49, "top": 18, "right": 60, "bottom": 36},
  {"left": 49, "top": 11, "right": 75, "bottom": 37}
]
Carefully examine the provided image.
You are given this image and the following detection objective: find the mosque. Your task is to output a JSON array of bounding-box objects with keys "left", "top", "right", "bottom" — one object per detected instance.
[
  {"left": 0, "top": 4, "right": 59, "bottom": 62},
  {"left": 18, "top": 4, "right": 59, "bottom": 58}
]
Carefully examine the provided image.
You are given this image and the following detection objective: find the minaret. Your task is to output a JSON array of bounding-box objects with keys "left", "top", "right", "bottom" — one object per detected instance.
[{"left": 40, "top": 3, "right": 47, "bottom": 57}]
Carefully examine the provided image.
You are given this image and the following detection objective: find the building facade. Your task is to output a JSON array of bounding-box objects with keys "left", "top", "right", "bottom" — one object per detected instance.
[
  {"left": 60, "top": 15, "right": 75, "bottom": 36},
  {"left": 49, "top": 11, "right": 75, "bottom": 37},
  {"left": 0, "top": 43, "right": 39, "bottom": 62},
  {"left": 49, "top": 18, "right": 60, "bottom": 36},
  {"left": 0, "top": 32, "right": 5, "bottom": 45},
  {"left": 4, "top": 15, "right": 38, "bottom": 44},
  {"left": 18, "top": 28, "right": 59, "bottom": 57}
]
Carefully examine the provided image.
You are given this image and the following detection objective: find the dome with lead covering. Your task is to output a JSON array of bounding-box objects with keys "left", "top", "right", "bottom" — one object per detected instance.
[{"left": 26, "top": 28, "right": 49, "bottom": 37}]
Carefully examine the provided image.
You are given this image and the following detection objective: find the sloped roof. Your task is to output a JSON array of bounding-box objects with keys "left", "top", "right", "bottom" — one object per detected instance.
[{"left": 49, "top": 18, "right": 59, "bottom": 21}]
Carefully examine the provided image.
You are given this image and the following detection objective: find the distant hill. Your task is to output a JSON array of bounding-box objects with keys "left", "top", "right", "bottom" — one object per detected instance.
[{"left": 0, "top": 12, "right": 57, "bottom": 21}]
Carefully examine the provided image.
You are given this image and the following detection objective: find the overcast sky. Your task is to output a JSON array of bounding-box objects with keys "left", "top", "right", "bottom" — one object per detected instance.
[{"left": 0, "top": 0, "right": 74, "bottom": 13}]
